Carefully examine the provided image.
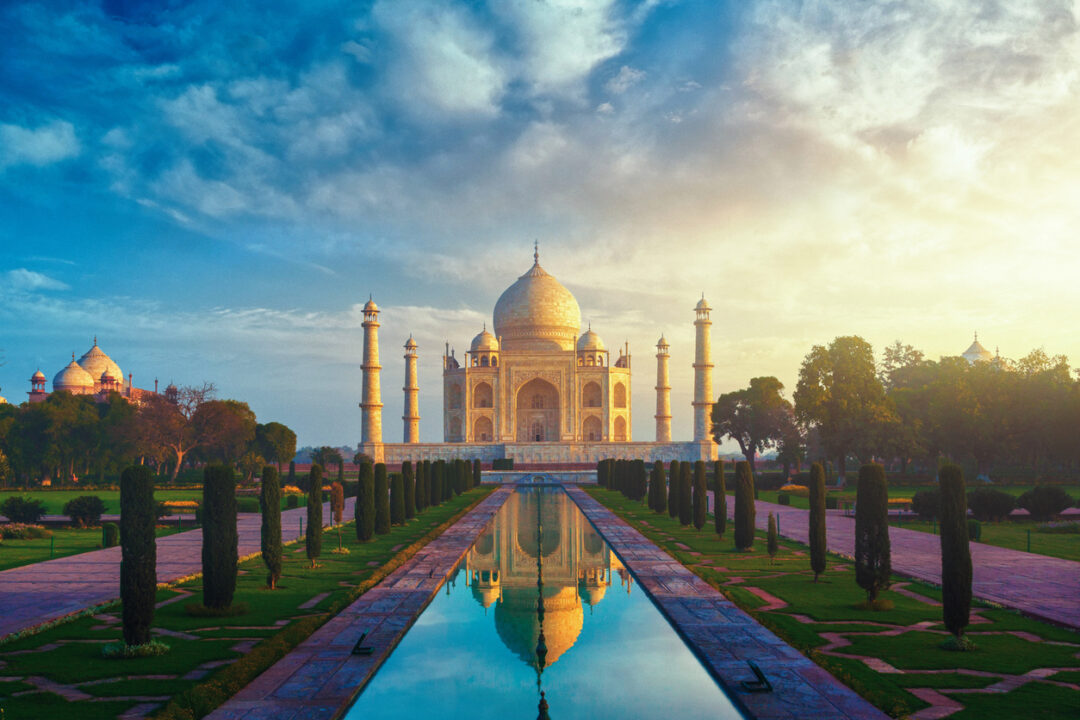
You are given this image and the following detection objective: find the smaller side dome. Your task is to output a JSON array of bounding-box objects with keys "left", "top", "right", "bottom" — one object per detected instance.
[
  {"left": 656, "top": 334, "right": 669, "bottom": 348},
  {"left": 31, "top": 370, "right": 46, "bottom": 382},
  {"left": 577, "top": 327, "right": 605, "bottom": 352},
  {"left": 695, "top": 295, "right": 711, "bottom": 311},
  {"left": 54, "top": 358, "right": 95, "bottom": 392},
  {"left": 363, "top": 298, "right": 378, "bottom": 313},
  {"left": 471, "top": 327, "right": 500, "bottom": 352},
  {"left": 404, "top": 335, "right": 418, "bottom": 349}
]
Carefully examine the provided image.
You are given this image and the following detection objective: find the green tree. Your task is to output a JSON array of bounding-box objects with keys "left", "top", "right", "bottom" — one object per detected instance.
[
  {"left": 939, "top": 464, "right": 972, "bottom": 644},
  {"left": 794, "top": 337, "right": 894, "bottom": 480},
  {"left": 355, "top": 460, "right": 375, "bottom": 541},
  {"left": 255, "top": 422, "right": 296, "bottom": 472},
  {"left": 678, "top": 462, "right": 692, "bottom": 526},
  {"left": 306, "top": 464, "right": 323, "bottom": 566},
  {"left": 734, "top": 461, "right": 756, "bottom": 550},
  {"left": 711, "top": 377, "right": 795, "bottom": 472},
  {"left": 260, "top": 466, "right": 282, "bottom": 589},
  {"left": 120, "top": 465, "right": 156, "bottom": 645},
  {"left": 390, "top": 472, "right": 405, "bottom": 525},
  {"left": 808, "top": 462, "right": 827, "bottom": 581},
  {"left": 767, "top": 512, "right": 778, "bottom": 563},
  {"left": 403, "top": 461, "right": 416, "bottom": 519},
  {"left": 714, "top": 460, "right": 726, "bottom": 537},
  {"left": 193, "top": 399, "right": 257, "bottom": 465},
  {"left": 667, "top": 460, "right": 679, "bottom": 519},
  {"left": 202, "top": 465, "right": 238, "bottom": 609},
  {"left": 330, "top": 481, "right": 344, "bottom": 524},
  {"left": 692, "top": 460, "right": 707, "bottom": 529},
  {"left": 854, "top": 464, "right": 891, "bottom": 605},
  {"left": 375, "top": 463, "right": 391, "bottom": 534}
]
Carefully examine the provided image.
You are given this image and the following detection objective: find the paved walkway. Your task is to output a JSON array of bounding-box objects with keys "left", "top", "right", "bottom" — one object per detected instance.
[
  {"left": 207, "top": 487, "right": 512, "bottom": 720},
  {"left": 0, "top": 499, "right": 351, "bottom": 640},
  {"left": 709, "top": 495, "right": 1080, "bottom": 630},
  {"left": 568, "top": 486, "right": 887, "bottom": 720}
]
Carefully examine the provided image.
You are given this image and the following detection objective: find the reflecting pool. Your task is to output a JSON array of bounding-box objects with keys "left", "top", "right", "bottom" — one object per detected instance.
[{"left": 346, "top": 486, "right": 744, "bottom": 719}]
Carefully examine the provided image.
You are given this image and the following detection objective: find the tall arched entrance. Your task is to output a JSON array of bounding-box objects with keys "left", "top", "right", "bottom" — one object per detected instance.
[{"left": 516, "top": 378, "right": 559, "bottom": 442}]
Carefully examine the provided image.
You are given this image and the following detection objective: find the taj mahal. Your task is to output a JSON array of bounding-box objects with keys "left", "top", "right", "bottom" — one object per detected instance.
[{"left": 357, "top": 247, "right": 718, "bottom": 464}]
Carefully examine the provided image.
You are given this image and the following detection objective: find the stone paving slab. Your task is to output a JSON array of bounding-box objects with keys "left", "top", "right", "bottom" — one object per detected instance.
[
  {"left": 707, "top": 494, "right": 1080, "bottom": 630},
  {"left": 566, "top": 486, "right": 888, "bottom": 720},
  {"left": 205, "top": 487, "right": 512, "bottom": 720},
  {"left": 0, "top": 498, "right": 355, "bottom": 640}
]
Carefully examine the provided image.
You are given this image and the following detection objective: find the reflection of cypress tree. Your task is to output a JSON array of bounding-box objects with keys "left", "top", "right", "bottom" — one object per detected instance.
[
  {"left": 402, "top": 461, "right": 415, "bottom": 519},
  {"left": 355, "top": 461, "right": 374, "bottom": 541},
  {"left": 374, "top": 463, "right": 390, "bottom": 534},
  {"left": 678, "top": 462, "right": 692, "bottom": 526},
  {"left": 692, "top": 461, "right": 707, "bottom": 529},
  {"left": 714, "top": 460, "right": 726, "bottom": 537},
  {"left": 668, "top": 460, "right": 679, "bottom": 518}
]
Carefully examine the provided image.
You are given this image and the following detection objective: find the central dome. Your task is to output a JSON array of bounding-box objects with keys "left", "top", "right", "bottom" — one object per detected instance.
[{"left": 493, "top": 255, "right": 581, "bottom": 352}]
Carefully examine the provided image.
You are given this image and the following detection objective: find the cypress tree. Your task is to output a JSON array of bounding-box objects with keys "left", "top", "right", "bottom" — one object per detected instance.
[
  {"left": 767, "top": 512, "right": 779, "bottom": 563},
  {"left": 202, "top": 465, "right": 239, "bottom": 609},
  {"left": 120, "top": 465, "right": 155, "bottom": 645},
  {"left": 390, "top": 472, "right": 405, "bottom": 525},
  {"left": 374, "top": 463, "right": 390, "bottom": 534},
  {"left": 734, "top": 461, "right": 755, "bottom": 550},
  {"left": 678, "top": 462, "right": 692, "bottom": 525},
  {"left": 597, "top": 459, "right": 606, "bottom": 488},
  {"left": 653, "top": 461, "right": 667, "bottom": 514},
  {"left": 455, "top": 459, "right": 466, "bottom": 495},
  {"left": 693, "top": 460, "right": 707, "bottom": 530},
  {"left": 431, "top": 461, "right": 443, "bottom": 507},
  {"left": 287, "top": 460, "right": 296, "bottom": 489},
  {"left": 331, "top": 481, "right": 344, "bottom": 524},
  {"left": 939, "top": 464, "right": 972, "bottom": 643},
  {"left": 633, "top": 460, "right": 646, "bottom": 502},
  {"left": 424, "top": 460, "right": 433, "bottom": 506},
  {"left": 338, "top": 460, "right": 345, "bottom": 487},
  {"left": 356, "top": 460, "right": 374, "bottom": 541},
  {"left": 855, "top": 463, "right": 891, "bottom": 606},
  {"left": 260, "top": 465, "right": 282, "bottom": 589},
  {"left": 306, "top": 464, "right": 323, "bottom": 566},
  {"left": 417, "top": 460, "right": 429, "bottom": 512},
  {"left": 647, "top": 462, "right": 658, "bottom": 510},
  {"left": 668, "top": 460, "right": 679, "bottom": 518},
  {"left": 403, "top": 461, "right": 416, "bottom": 519},
  {"left": 809, "top": 462, "right": 827, "bottom": 582},
  {"left": 473, "top": 459, "right": 482, "bottom": 490},
  {"left": 444, "top": 460, "right": 454, "bottom": 500},
  {"left": 714, "top": 460, "right": 727, "bottom": 537}
]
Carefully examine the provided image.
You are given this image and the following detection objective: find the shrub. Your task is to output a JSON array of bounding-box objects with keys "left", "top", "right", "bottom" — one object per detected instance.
[
  {"left": 155, "top": 501, "right": 171, "bottom": 519},
  {"left": 911, "top": 489, "right": 941, "bottom": 521},
  {"left": 331, "top": 481, "right": 344, "bottom": 524},
  {"left": 102, "top": 522, "right": 119, "bottom": 548},
  {"left": 286, "top": 494, "right": 298, "bottom": 509},
  {"left": 236, "top": 498, "right": 260, "bottom": 513},
  {"left": 967, "top": 519, "right": 982, "bottom": 541},
  {"left": 402, "top": 462, "right": 416, "bottom": 519},
  {"left": 668, "top": 460, "right": 679, "bottom": 519},
  {"left": 1036, "top": 521, "right": 1080, "bottom": 534},
  {"left": 0, "top": 523, "right": 51, "bottom": 539},
  {"left": 0, "top": 496, "right": 47, "bottom": 524},
  {"left": 825, "top": 495, "right": 839, "bottom": 510},
  {"left": 356, "top": 460, "right": 375, "bottom": 541},
  {"left": 777, "top": 494, "right": 790, "bottom": 506},
  {"left": 809, "top": 462, "right": 826, "bottom": 582},
  {"left": 120, "top": 465, "right": 156, "bottom": 646},
  {"left": 678, "top": 462, "right": 692, "bottom": 526},
  {"left": 967, "top": 488, "right": 1015, "bottom": 521},
  {"left": 1017, "top": 486, "right": 1073, "bottom": 521},
  {"left": 260, "top": 466, "right": 282, "bottom": 589},
  {"left": 306, "top": 465, "right": 323, "bottom": 565},
  {"left": 390, "top": 472, "right": 405, "bottom": 525},
  {"left": 734, "top": 461, "right": 755, "bottom": 550},
  {"left": 63, "top": 495, "right": 106, "bottom": 526},
  {"left": 102, "top": 640, "right": 170, "bottom": 659},
  {"left": 492, "top": 458, "right": 513, "bottom": 470},
  {"left": 375, "top": 463, "right": 391, "bottom": 534},
  {"left": 939, "top": 464, "right": 972, "bottom": 642},
  {"left": 855, "top": 464, "right": 890, "bottom": 605},
  {"left": 767, "top": 512, "right": 778, "bottom": 562},
  {"left": 202, "top": 465, "right": 239, "bottom": 610},
  {"left": 714, "top": 460, "right": 726, "bottom": 537},
  {"left": 692, "top": 461, "right": 707, "bottom": 530},
  {"left": 778, "top": 484, "right": 809, "bottom": 497}
]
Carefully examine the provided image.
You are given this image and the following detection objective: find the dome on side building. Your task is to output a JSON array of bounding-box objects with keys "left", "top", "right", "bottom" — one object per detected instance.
[
  {"left": 471, "top": 327, "right": 500, "bottom": 352},
  {"left": 54, "top": 358, "right": 95, "bottom": 393},
  {"left": 962, "top": 333, "right": 993, "bottom": 364},
  {"left": 77, "top": 339, "right": 122, "bottom": 385},
  {"left": 493, "top": 252, "right": 581, "bottom": 352},
  {"left": 576, "top": 327, "right": 605, "bottom": 352}
]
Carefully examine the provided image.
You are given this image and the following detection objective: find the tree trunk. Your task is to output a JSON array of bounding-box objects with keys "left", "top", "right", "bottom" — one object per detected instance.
[{"left": 170, "top": 447, "right": 187, "bottom": 481}]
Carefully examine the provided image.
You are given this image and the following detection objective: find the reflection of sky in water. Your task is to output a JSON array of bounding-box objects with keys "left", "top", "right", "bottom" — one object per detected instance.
[{"left": 347, "top": 487, "right": 743, "bottom": 720}]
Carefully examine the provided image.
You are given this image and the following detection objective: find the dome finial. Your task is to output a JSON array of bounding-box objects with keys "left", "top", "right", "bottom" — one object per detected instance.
[
  {"left": 93, "top": 335, "right": 97, "bottom": 346},
  {"left": 534, "top": 239, "right": 539, "bottom": 265},
  {"left": 974, "top": 330, "right": 978, "bottom": 341}
]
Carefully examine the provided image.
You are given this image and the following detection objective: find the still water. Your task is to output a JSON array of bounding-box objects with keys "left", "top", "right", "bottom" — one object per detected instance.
[{"left": 346, "top": 486, "right": 744, "bottom": 719}]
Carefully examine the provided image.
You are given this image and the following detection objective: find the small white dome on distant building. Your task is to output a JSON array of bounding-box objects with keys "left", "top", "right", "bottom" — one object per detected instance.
[
  {"left": 77, "top": 338, "right": 123, "bottom": 384},
  {"left": 54, "top": 356, "right": 96, "bottom": 393},
  {"left": 962, "top": 332, "right": 993, "bottom": 365}
]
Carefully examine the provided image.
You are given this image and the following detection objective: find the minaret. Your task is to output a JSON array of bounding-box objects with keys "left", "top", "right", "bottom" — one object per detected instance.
[
  {"left": 360, "top": 296, "right": 383, "bottom": 446},
  {"left": 655, "top": 335, "right": 671, "bottom": 442},
  {"left": 403, "top": 335, "right": 420, "bottom": 443},
  {"left": 692, "top": 295, "right": 714, "bottom": 443}
]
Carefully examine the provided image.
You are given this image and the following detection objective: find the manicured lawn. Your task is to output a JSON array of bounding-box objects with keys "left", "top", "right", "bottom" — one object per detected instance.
[
  {"left": 758, "top": 484, "right": 1080, "bottom": 509},
  {"left": 0, "top": 489, "right": 205, "bottom": 515},
  {"left": 0, "top": 487, "right": 491, "bottom": 720},
  {"left": 886, "top": 518, "right": 1080, "bottom": 562},
  {"left": 586, "top": 487, "right": 1080, "bottom": 720},
  {"left": 0, "top": 524, "right": 191, "bottom": 572}
]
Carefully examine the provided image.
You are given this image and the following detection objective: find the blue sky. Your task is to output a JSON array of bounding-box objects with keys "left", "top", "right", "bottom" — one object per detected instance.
[{"left": 2, "top": 0, "right": 1079, "bottom": 447}]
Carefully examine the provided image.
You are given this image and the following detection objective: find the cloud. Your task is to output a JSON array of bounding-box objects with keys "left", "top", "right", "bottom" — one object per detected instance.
[
  {"left": 606, "top": 65, "right": 645, "bottom": 94},
  {"left": 4, "top": 269, "right": 70, "bottom": 291},
  {"left": 0, "top": 120, "right": 80, "bottom": 170}
]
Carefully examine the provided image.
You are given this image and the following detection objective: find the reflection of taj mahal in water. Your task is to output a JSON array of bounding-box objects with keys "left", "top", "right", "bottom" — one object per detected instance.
[
  {"left": 463, "top": 489, "right": 632, "bottom": 670},
  {"left": 359, "top": 246, "right": 718, "bottom": 464}
]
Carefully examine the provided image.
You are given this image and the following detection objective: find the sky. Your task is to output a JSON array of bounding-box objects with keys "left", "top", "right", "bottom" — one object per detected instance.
[{"left": 2, "top": 0, "right": 1079, "bottom": 448}]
